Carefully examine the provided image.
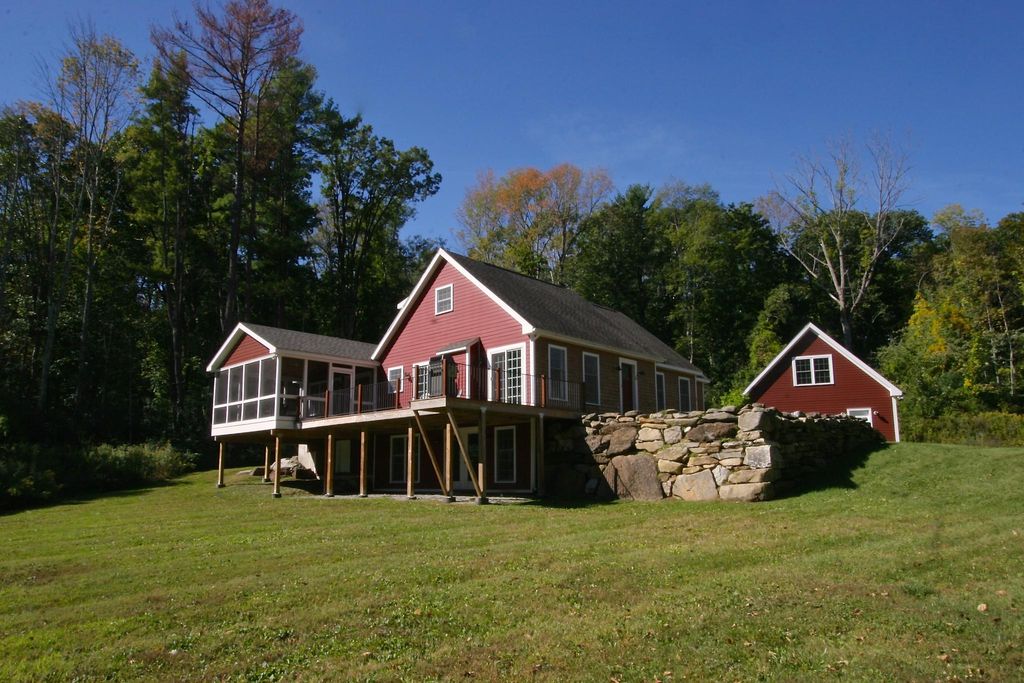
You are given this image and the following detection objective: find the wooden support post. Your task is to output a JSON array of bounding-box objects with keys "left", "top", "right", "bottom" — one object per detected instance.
[
  {"left": 537, "top": 414, "right": 546, "bottom": 497},
  {"left": 216, "top": 441, "right": 225, "bottom": 488},
  {"left": 406, "top": 423, "right": 416, "bottom": 499},
  {"left": 413, "top": 410, "right": 448, "bottom": 497},
  {"left": 477, "top": 408, "right": 488, "bottom": 504},
  {"left": 272, "top": 435, "right": 282, "bottom": 498},
  {"left": 446, "top": 410, "right": 481, "bottom": 497},
  {"left": 413, "top": 365, "right": 419, "bottom": 400},
  {"left": 262, "top": 445, "right": 271, "bottom": 483},
  {"left": 325, "top": 433, "right": 334, "bottom": 497},
  {"left": 357, "top": 385, "right": 363, "bottom": 415},
  {"left": 540, "top": 374, "right": 547, "bottom": 408},
  {"left": 442, "top": 360, "right": 448, "bottom": 398},
  {"left": 444, "top": 422, "right": 454, "bottom": 501},
  {"left": 359, "top": 430, "right": 368, "bottom": 497}
]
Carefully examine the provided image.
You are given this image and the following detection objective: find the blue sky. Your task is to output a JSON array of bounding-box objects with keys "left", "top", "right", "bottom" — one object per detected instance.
[{"left": 2, "top": 1, "right": 1021, "bottom": 243}]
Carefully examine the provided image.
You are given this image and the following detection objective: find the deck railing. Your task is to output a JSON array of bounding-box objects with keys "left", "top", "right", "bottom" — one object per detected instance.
[{"left": 299, "top": 361, "right": 587, "bottom": 421}]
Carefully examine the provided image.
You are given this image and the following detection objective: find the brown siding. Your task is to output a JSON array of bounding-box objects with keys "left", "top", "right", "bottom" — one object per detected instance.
[
  {"left": 749, "top": 332, "right": 897, "bottom": 441},
  {"left": 224, "top": 334, "right": 271, "bottom": 366}
]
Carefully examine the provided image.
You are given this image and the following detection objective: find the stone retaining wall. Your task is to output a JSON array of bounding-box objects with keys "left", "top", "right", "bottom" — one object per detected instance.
[{"left": 545, "top": 404, "right": 883, "bottom": 501}]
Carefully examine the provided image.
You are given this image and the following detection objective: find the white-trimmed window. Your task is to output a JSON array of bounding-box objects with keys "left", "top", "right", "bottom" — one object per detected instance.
[
  {"left": 435, "top": 284, "right": 453, "bottom": 315},
  {"left": 494, "top": 426, "right": 516, "bottom": 483},
  {"left": 655, "top": 371, "right": 666, "bottom": 411},
  {"left": 414, "top": 362, "right": 429, "bottom": 399},
  {"left": 489, "top": 345, "right": 524, "bottom": 404},
  {"left": 678, "top": 377, "right": 692, "bottom": 411},
  {"left": 548, "top": 345, "right": 568, "bottom": 401},
  {"left": 582, "top": 352, "right": 601, "bottom": 406},
  {"left": 793, "top": 354, "right": 833, "bottom": 386},
  {"left": 389, "top": 434, "right": 420, "bottom": 483},
  {"left": 387, "top": 366, "right": 403, "bottom": 394},
  {"left": 847, "top": 408, "right": 873, "bottom": 426}
]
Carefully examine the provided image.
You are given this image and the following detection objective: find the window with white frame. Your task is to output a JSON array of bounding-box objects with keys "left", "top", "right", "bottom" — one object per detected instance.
[
  {"left": 548, "top": 345, "right": 568, "bottom": 401},
  {"left": 678, "top": 377, "right": 692, "bottom": 411},
  {"left": 847, "top": 408, "right": 873, "bottom": 426},
  {"left": 435, "top": 284, "right": 453, "bottom": 315},
  {"left": 213, "top": 356, "right": 279, "bottom": 424},
  {"left": 389, "top": 434, "right": 420, "bottom": 483},
  {"left": 655, "top": 372, "right": 666, "bottom": 411},
  {"left": 793, "top": 355, "right": 833, "bottom": 386},
  {"left": 489, "top": 346, "right": 523, "bottom": 404},
  {"left": 387, "top": 366, "right": 403, "bottom": 394},
  {"left": 414, "top": 362, "right": 429, "bottom": 399},
  {"left": 494, "top": 426, "right": 516, "bottom": 483},
  {"left": 582, "top": 352, "right": 600, "bottom": 406}
]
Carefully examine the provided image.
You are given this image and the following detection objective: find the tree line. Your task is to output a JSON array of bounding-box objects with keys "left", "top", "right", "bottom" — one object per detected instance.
[
  {"left": 0, "top": 2, "right": 440, "bottom": 451},
  {"left": 1, "top": 0, "right": 1021, "bottom": 465},
  {"left": 456, "top": 151, "right": 1024, "bottom": 435}
]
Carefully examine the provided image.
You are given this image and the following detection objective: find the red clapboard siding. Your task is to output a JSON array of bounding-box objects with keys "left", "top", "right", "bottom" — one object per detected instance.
[
  {"left": 749, "top": 332, "right": 897, "bottom": 441},
  {"left": 224, "top": 334, "right": 270, "bottom": 366},
  {"left": 379, "top": 259, "right": 528, "bottom": 406}
]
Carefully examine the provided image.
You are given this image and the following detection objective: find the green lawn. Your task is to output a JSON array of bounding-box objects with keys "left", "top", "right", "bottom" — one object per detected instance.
[{"left": 1, "top": 443, "right": 1022, "bottom": 682}]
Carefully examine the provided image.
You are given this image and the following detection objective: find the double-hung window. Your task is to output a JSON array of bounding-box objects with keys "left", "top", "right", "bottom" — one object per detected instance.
[
  {"left": 582, "top": 352, "right": 600, "bottom": 406},
  {"left": 435, "top": 284, "right": 453, "bottom": 315},
  {"left": 793, "top": 355, "right": 833, "bottom": 386},
  {"left": 678, "top": 377, "right": 691, "bottom": 411},
  {"left": 548, "top": 345, "right": 568, "bottom": 402},
  {"left": 494, "top": 426, "right": 516, "bottom": 483}
]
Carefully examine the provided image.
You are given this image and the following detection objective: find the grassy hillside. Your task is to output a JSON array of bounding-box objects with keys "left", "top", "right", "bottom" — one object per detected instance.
[{"left": 1, "top": 443, "right": 1021, "bottom": 681}]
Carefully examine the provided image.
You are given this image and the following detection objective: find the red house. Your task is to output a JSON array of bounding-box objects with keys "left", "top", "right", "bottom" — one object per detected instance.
[
  {"left": 743, "top": 322, "right": 903, "bottom": 442},
  {"left": 207, "top": 248, "right": 708, "bottom": 499}
]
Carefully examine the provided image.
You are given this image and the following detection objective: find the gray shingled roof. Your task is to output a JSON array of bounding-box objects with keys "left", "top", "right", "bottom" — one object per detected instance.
[
  {"left": 244, "top": 323, "right": 376, "bottom": 360},
  {"left": 446, "top": 253, "right": 704, "bottom": 376}
]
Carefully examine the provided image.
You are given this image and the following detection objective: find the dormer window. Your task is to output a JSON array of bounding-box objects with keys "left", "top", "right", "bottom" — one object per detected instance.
[
  {"left": 793, "top": 355, "right": 833, "bottom": 386},
  {"left": 435, "top": 284, "right": 453, "bottom": 315}
]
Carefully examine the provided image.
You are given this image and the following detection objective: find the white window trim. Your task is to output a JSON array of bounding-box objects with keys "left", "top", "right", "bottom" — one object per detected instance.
[
  {"left": 582, "top": 351, "right": 601, "bottom": 406},
  {"left": 434, "top": 283, "right": 453, "bottom": 315},
  {"left": 387, "top": 365, "right": 404, "bottom": 393},
  {"left": 618, "top": 358, "right": 639, "bottom": 413},
  {"left": 486, "top": 342, "right": 527, "bottom": 405},
  {"left": 388, "top": 434, "right": 421, "bottom": 484},
  {"left": 494, "top": 425, "right": 517, "bottom": 483},
  {"left": 847, "top": 407, "right": 874, "bottom": 426},
  {"left": 678, "top": 376, "right": 691, "bottom": 412},
  {"left": 792, "top": 354, "right": 834, "bottom": 386},
  {"left": 655, "top": 371, "right": 666, "bottom": 411},
  {"left": 548, "top": 344, "right": 568, "bottom": 401}
]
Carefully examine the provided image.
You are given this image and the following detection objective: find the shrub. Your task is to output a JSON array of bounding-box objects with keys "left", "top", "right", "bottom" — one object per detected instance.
[
  {"left": 904, "top": 411, "right": 1024, "bottom": 447},
  {"left": 79, "top": 442, "right": 198, "bottom": 491},
  {"left": 1, "top": 442, "right": 197, "bottom": 511}
]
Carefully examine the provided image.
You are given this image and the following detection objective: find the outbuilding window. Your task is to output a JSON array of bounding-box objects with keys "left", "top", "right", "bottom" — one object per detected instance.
[
  {"left": 847, "top": 407, "right": 873, "bottom": 425},
  {"left": 793, "top": 355, "right": 833, "bottom": 386}
]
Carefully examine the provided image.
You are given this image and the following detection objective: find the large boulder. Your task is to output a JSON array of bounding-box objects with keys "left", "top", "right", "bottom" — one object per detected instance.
[
  {"left": 738, "top": 409, "right": 772, "bottom": 432},
  {"left": 718, "top": 482, "right": 772, "bottom": 502},
  {"left": 671, "top": 469, "right": 719, "bottom": 501},
  {"left": 602, "top": 454, "right": 663, "bottom": 501},
  {"left": 686, "top": 422, "right": 737, "bottom": 442},
  {"left": 606, "top": 426, "right": 639, "bottom": 456}
]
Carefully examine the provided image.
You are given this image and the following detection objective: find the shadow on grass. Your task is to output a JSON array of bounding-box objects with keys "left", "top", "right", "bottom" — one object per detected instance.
[
  {"left": 769, "top": 440, "right": 887, "bottom": 500},
  {"left": 0, "top": 479, "right": 184, "bottom": 517}
]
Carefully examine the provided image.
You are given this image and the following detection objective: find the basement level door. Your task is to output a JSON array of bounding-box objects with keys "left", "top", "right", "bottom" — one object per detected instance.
[{"left": 454, "top": 427, "right": 479, "bottom": 491}]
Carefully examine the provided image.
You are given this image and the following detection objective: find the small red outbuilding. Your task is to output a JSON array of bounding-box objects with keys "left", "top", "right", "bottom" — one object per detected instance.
[{"left": 743, "top": 322, "right": 903, "bottom": 442}]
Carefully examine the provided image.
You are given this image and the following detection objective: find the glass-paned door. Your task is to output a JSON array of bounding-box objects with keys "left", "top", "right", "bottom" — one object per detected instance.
[
  {"left": 331, "top": 369, "right": 352, "bottom": 416},
  {"left": 490, "top": 348, "right": 522, "bottom": 404}
]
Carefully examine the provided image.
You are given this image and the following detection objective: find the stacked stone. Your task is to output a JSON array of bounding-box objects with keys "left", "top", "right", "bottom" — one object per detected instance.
[{"left": 546, "top": 404, "right": 881, "bottom": 502}]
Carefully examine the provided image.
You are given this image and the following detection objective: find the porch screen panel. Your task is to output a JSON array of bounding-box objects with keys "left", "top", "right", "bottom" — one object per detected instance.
[
  {"left": 280, "top": 357, "right": 304, "bottom": 417},
  {"left": 259, "top": 358, "right": 277, "bottom": 417}
]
